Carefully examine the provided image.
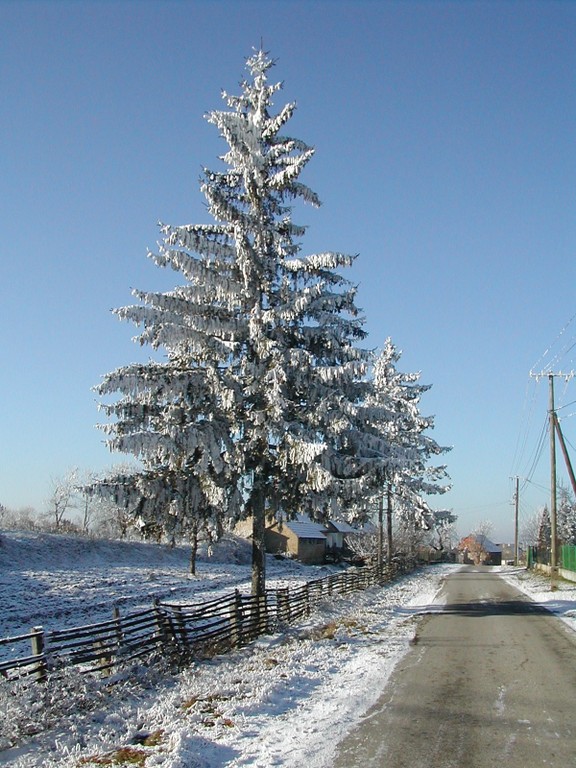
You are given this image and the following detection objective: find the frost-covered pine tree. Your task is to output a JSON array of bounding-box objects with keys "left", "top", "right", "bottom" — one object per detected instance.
[
  {"left": 361, "top": 338, "right": 451, "bottom": 558},
  {"left": 537, "top": 505, "right": 551, "bottom": 556},
  {"left": 94, "top": 50, "right": 371, "bottom": 593},
  {"left": 557, "top": 485, "right": 576, "bottom": 545}
]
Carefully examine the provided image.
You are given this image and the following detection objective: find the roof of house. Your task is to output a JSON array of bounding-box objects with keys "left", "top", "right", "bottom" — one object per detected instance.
[
  {"left": 325, "top": 520, "right": 357, "bottom": 534},
  {"left": 270, "top": 514, "right": 371, "bottom": 541},
  {"left": 356, "top": 521, "right": 378, "bottom": 534},
  {"left": 460, "top": 534, "right": 502, "bottom": 553},
  {"left": 284, "top": 518, "right": 327, "bottom": 540}
]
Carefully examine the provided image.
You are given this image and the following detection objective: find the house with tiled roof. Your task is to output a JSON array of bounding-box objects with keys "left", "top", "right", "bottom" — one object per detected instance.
[{"left": 458, "top": 534, "right": 502, "bottom": 566}]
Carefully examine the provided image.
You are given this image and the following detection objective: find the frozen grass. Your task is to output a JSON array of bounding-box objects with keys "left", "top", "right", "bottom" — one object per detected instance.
[{"left": 0, "top": 530, "right": 452, "bottom": 767}]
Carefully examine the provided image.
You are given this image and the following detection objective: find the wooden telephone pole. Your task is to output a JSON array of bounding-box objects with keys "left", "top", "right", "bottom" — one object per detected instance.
[
  {"left": 530, "top": 370, "right": 575, "bottom": 586},
  {"left": 548, "top": 374, "right": 558, "bottom": 585},
  {"left": 513, "top": 475, "right": 519, "bottom": 566}
]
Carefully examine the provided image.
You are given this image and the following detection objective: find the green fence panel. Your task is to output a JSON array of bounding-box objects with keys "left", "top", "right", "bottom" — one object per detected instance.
[{"left": 561, "top": 545, "right": 576, "bottom": 573}]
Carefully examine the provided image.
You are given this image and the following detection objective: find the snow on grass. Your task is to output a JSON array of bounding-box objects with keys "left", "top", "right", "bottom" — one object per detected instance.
[
  {"left": 0, "top": 531, "right": 313, "bottom": 638},
  {"left": 0, "top": 530, "right": 454, "bottom": 768}
]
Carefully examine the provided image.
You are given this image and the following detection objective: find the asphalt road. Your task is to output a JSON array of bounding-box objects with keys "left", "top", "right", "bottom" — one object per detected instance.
[{"left": 334, "top": 566, "right": 576, "bottom": 767}]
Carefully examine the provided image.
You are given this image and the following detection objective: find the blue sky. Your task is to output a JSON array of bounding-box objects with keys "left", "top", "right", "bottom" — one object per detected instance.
[{"left": 2, "top": 0, "right": 576, "bottom": 541}]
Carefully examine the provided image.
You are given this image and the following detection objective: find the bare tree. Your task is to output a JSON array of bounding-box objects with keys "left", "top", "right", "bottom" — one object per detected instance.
[
  {"left": 45, "top": 468, "right": 78, "bottom": 531},
  {"left": 427, "top": 509, "right": 458, "bottom": 553},
  {"left": 465, "top": 520, "right": 495, "bottom": 565},
  {"left": 1, "top": 506, "right": 39, "bottom": 530},
  {"left": 520, "top": 513, "right": 540, "bottom": 548}
]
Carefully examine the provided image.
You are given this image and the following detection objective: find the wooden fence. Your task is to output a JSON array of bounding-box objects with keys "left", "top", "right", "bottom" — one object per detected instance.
[{"left": 0, "top": 558, "right": 415, "bottom": 685}]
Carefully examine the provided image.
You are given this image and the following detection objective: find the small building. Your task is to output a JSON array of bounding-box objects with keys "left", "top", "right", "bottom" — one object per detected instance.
[
  {"left": 458, "top": 534, "right": 502, "bottom": 566},
  {"left": 265, "top": 515, "right": 328, "bottom": 564},
  {"left": 324, "top": 519, "right": 357, "bottom": 555}
]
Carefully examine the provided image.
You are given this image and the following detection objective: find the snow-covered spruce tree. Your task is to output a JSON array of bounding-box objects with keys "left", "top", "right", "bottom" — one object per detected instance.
[
  {"left": 94, "top": 50, "right": 371, "bottom": 594},
  {"left": 537, "top": 505, "right": 551, "bottom": 558},
  {"left": 359, "top": 338, "right": 450, "bottom": 561},
  {"left": 557, "top": 484, "right": 576, "bottom": 545}
]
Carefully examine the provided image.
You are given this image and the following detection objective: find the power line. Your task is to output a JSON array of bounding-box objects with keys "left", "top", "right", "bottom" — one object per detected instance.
[
  {"left": 524, "top": 477, "right": 550, "bottom": 494},
  {"left": 530, "top": 311, "right": 576, "bottom": 373},
  {"left": 510, "top": 377, "right": 539, "bottom": 478},
  {"left": 519, "top": 415, "right": 548, "bottom": 491},
  {"left": 556, "top": 399, "right": 576, "bottom": 412}
]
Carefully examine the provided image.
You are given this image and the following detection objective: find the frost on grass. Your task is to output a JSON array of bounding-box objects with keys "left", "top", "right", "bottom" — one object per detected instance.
[{"left": 0, "top": 558, "right": 455, "bottom": 768}]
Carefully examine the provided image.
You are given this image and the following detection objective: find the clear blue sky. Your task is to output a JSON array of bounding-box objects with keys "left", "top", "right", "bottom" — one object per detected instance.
[{"left": 2, "top": 0, "right": 576, "bottom": 542}]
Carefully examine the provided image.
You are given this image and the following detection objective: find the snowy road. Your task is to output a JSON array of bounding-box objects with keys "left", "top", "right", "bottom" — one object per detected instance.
[{"left": 334, "top": 566, "right": 576, "bottom": 767}]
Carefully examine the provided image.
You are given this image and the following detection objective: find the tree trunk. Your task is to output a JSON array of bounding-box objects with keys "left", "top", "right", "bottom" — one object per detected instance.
[
  {"left": 386, "top": 484, "right": 393, "bottom": 566},
  {"left": 378, "top": 494, "right": 384, "bottom": 574},
  {"left": 189, "top": 522, "right": 199, "bottom": 575},
  {"left": 251, "top": 481, "right": 266, "bottom": 596}
]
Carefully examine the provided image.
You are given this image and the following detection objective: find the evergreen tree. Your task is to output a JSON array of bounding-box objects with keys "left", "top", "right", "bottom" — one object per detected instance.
[
  {"left": 360, "top": 339, "right": 450, "bottom": 556},
  {"left": 557, "top": 485, "right": 576, "bottom": 545},
  {"left": 537, "top": 505, "right": 551, "bottom": 561},
  {"left": 94, "top": 51, "right": 371, "bottom": 593}
]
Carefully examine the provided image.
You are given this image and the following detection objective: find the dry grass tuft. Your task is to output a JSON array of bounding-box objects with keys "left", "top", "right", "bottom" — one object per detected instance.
[{"left": 79, "top": 746, "right": 148, "bottom": 766}]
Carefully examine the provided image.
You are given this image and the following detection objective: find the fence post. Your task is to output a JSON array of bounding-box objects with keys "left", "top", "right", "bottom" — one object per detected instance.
[
  {"left": 153, "top": 598, "right": 171, "bottom": 644},
  {"left": 113, "top": 606, "right": 123, "bottom": 646},
  {"left": 277, "top": 587, "right": 290, "bottom": 625},
  {"left": 30, "top": 626, "right": 47, "bottom": 683},
  {"left": 93, "top": 639, "right": 112, "bottom": 678},
  {"left": 258, "top": 593, "right": 268, "bottom": 635},
  {"left": 231, "top": 590, "right": 243, "bottom": 647},
  {"left": 173, "top": 605, "right": 188, "bottom": 647}
]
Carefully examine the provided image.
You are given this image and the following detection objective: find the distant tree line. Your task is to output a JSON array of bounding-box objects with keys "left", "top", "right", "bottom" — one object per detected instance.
[{"left": 0, "top": 467, "right": 142, "bottom": 540}]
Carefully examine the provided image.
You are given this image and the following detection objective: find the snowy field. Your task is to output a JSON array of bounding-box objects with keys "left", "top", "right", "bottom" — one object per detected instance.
[
  {"left": 1, "top": 532, "right": 575, "bottom": 768},
  {"left": 0, "top": 531, "right": 313, "bottom": 639}
]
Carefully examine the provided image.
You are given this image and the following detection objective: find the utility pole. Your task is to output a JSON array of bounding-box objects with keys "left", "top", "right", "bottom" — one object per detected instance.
[
  {"left": 530, "top": 370, "right": 575, "bottom": 588},
  {"left": 553, "top": 412, "right": 576, "bottom": 497},
  {"left": 386, "top": 483, "right": 393, "bottom": 568},
  {"left": 513, "top": 475, "right": 519, "bottom": 566},
  {"left": 548, "top": 374, "right": 558, "bottom": 587}
]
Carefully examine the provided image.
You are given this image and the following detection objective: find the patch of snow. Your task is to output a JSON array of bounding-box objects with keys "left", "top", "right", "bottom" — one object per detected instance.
[{"left": 497, "top": 564, "right": 576, "bottom": 633}]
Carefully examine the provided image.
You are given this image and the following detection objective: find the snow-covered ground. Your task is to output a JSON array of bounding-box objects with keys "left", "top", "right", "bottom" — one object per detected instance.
[
  {"left": 0, "top": 531, "right": 313, "bottom": 639},
  {"left": 498, "top": 563, "right": 576, "bottom": 633},
  {"left": 1, "top": 532, "right": 575, "bottom": 768}
]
